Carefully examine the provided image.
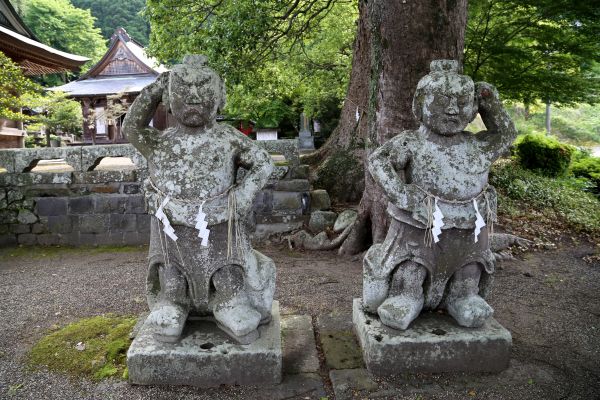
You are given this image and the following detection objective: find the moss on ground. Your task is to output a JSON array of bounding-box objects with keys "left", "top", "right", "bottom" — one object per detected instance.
[
  {"left": 0, "top": 245, "right": 146, "bottom": 259},
  {"left": 319, "top": 329, "right": 364, "bottom": 370},
  {"left": 28, "top": 314, "right": 137, "bottom": 381}
]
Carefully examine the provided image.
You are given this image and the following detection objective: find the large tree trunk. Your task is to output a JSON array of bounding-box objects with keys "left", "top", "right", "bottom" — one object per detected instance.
[
  {"left": 306, "top": 0, "right": 468, "bottom": 255},
  {"left": 302, "top": 0, "right": 371, "bottom": 203}
]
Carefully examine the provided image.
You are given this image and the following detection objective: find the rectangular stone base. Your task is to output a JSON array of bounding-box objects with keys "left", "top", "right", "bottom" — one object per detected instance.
[
  {"left": 127, "top": 301, "right": 282, "bottom": 387},
  {"left": 298, "top": 136, "right": 315, "bottom": 150},
  {"left": 353, "top": 298, "right": 512, "bottom": 375}
]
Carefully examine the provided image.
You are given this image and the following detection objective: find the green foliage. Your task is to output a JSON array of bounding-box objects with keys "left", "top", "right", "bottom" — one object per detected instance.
[
  {"left": 28, "top": 314, "right": 136, "bottom": 381},
  {"left": 514, "top": 133, "right": 575, "bottom": 176},
  {"left": 255, "top": 99, "right": 296, "bottom": 130},
  {"left": 465, "top": 0, "right": 600, "bottom": 106},
  {"left": 0, "top": 51, "right": 40, "bottom": 120},
  {"left": 23, "top": 91, "right": 83, "bottom": 136},
  {"left": 146, "top": 0, "right": 356, "bottom": 128},
  {"left": 510, "top": 104, "right": 600, "bottom": 145},
  {"left": 571, "top": 156, "right": 600, "bottom": 195},
  {"left": 146, "top": 0, "right": 339, "bottom": 80},
  {"left": 490, "top": 161, "right": 600, "bottom": 233},
  {"left": 71, "top": 0, "right": 149, "bottom": 45},
  {"left": 24, "top": 135, "right": 38, "bottom": 148},
  {"left": 20, "top": 0, "right": 107, "bottom": 71}
]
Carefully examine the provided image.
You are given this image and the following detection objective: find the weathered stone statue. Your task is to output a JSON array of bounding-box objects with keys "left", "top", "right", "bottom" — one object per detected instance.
[
  {"left": 122, "top": 55, "right": 276, "bottom": 345},
  {"left": 362, "top": 59, "right": 517, "bottom": 331}
]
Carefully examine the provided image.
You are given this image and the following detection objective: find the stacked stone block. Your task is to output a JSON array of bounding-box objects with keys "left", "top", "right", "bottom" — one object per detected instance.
[
  {"left": 0, "top": 140, "right": 310, "bottom": 246},
  {"left": 251, "top": 140, "right": 311, "bottom": 238},
  {"left": 0, "top": 145, "right": 149, "bottom": 247}
]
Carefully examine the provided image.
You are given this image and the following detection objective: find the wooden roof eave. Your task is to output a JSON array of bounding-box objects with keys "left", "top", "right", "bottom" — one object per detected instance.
[
  {"left": 81, "top": 32, "right": 158, "bottom": 79},
  {"left": 0, "top": 26, "right": 89, "bottom": 74},
  {"left": 0, "top": 0, "right": 37, "bottom": 39}
]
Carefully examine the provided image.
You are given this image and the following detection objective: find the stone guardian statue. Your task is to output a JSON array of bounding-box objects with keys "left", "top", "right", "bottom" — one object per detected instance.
[
  {"left": 122, "top": 55, "right": 276, "bottom": 345},
  {"left": 363, "top": 59, "right": 517, "bottom": 330}
]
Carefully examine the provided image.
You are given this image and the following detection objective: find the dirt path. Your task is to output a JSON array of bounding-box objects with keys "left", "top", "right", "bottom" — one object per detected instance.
[{"left": 0, "top": 242, "right": 598, "bottom": 399}]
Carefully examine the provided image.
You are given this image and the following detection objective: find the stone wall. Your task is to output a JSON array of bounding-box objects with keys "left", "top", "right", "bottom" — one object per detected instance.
[{"left": 0, "top": 141, "right": 310, "bottom": 247}]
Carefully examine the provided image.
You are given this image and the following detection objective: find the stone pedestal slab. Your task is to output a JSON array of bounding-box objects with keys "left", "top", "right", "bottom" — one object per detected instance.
[
  {"left": 352, "top": 298, "right": 511, "bottom": 375},
  {"left": 127, "top": 301, "right": 282, "bottom": 387},
  {"left": 298, "top": 135, "right": 315, "bottom": 151},
  {"left": 281, "top": 315, "right": 320, "bottom": 374}
]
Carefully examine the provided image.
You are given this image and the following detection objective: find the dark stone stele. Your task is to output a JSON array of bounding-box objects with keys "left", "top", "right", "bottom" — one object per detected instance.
[
  {"left": 127, "top": 301, "right": 282, "bottom": 387},
  {"left": 352, "top": 299, "right": 511, "bottom": 375}
]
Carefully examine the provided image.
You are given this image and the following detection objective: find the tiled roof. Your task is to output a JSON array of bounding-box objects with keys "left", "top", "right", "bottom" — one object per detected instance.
[{"left": 50, "top": 75, "right": 158, "bottom": 97}]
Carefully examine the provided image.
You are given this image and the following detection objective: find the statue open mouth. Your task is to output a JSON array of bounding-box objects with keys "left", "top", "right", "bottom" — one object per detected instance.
[{"left": 183, "top": 108, "right": 202, "bottom": 119}]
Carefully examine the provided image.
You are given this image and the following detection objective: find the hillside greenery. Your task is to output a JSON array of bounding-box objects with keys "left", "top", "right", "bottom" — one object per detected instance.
[
  {"left": 17, "top": 0, "right": 106, "bottom": 71},
  {"left": 71, "top": 0, "right": 149, "bottom": 45}
]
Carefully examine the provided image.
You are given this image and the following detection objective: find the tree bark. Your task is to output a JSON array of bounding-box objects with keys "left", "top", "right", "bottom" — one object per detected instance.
[
  {"left": 301, "top": 0, "right": 371, "bottom": 203},
  {"left": 307, "top": 0, "right": 469, "bottom": 255}
]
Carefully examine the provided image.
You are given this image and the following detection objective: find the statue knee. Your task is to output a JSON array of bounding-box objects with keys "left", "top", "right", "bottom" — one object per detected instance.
[
  {"left": 454, "top": 262, "right": 482, "bottom": 281},
  {"left": 391, "top": 260, "right": 427, "bottom": 284},
  {"left": 363, "top": 243, "right": 390, "bottom": 279},
  {"left": 363, "top": 277, "right": 389, "bottom": 313},
  {"left": 158, "top": 263, "right": 187, "bottom": 301},
  {"left": 212, "top": 264, "right": 245, "bottom": 294}
]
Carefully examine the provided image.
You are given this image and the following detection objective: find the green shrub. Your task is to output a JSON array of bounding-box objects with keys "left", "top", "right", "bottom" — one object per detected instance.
[
  {"left": 490, "top": 161, "right": 600, "bottom": 233},
  {"left": 514, "top": 133, "right": 575, "bottom": 176},
  {"left": 571, "top": 156, "right": 600, "bottom": 195},
  {"left": 24, "top": 135, "right": 37, "bottom": 148}
]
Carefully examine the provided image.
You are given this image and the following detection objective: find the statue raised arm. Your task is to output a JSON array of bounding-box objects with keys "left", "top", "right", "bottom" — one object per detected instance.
[
  {"left": 122, "top": 73, "right": 167, "bottom": 157},
  {"left": 362, "top": 60, "right": 516, "bottom": 331},
  {"left": 123, "top": 55, "right": 276, "bottom": 345}
]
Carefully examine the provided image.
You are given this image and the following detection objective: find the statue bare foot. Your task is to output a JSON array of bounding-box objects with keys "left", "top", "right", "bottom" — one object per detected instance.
[
  {"left": 446, "top": 295, "right": 493, "bottom": 328},
  {"left": 377, "top": 294, "right": 424, "bottom": 330},
  {"left": 146, "top": 300, "right": 189, "bottom": 342},
  {"left": 210, "top": 264, "right": 262, "bottom": 344},
  {"left": 213, "top": 293, "right": 261, "bottom": 344}
]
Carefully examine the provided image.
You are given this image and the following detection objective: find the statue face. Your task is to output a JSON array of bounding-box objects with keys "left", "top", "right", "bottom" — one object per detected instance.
[
  {"left": 421, "top": 89, "right": 475, "bottom": 136},
  {"left": 168, "top": 70, "right": 221, "bottom": 128}
]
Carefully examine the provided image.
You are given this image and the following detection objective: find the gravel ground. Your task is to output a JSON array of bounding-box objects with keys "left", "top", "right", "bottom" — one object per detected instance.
[{"left": 0, "top": 241, "right": 599, "bottom": 399}]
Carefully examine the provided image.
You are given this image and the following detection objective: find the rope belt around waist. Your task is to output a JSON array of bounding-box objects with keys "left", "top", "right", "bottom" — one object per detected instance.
[
  {"left": 415, "top": 185, "right": 496, "bottom": 247},
  {"left": 146, "top": 178, "right": 244, "bottom": 266}
]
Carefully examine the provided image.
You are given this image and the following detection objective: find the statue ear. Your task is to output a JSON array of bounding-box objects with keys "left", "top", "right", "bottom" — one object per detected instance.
[
  {"left": 161, "top": 72, "right": 171, "bottom": 113},
  {"left": 412, "top": 92, "right": 423, "bottom": 121}
]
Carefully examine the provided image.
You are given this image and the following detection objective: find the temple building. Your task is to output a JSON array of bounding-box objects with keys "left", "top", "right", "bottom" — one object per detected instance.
[
  {"left": 0, "top": 0, "right": 89, "bottom": 148},
  {"left": 52, "top": 28, "right": 168, "bottom": 144}
]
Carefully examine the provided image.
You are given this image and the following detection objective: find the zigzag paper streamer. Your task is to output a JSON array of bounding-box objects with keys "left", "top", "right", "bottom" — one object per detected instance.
[
  {"left": 155, "top": 196, "right": 178, "bottom": 241},
  {"left": 195, "top": 202, "right": 210, "bottom": 247},
  {"left": 473, "top": 198, "right": 486, "bottom": 243},
  {"left": 431, "top": 198, "right": 444, "bottom": 243}
]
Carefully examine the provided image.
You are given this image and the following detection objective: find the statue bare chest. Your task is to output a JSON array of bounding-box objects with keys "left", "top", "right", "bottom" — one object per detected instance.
[
  {"left": 407, "top": 139, "right": 491, "bottom": 199},
  {"left": 149, "top": 137, "right": 237, "bottom": 198}
]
